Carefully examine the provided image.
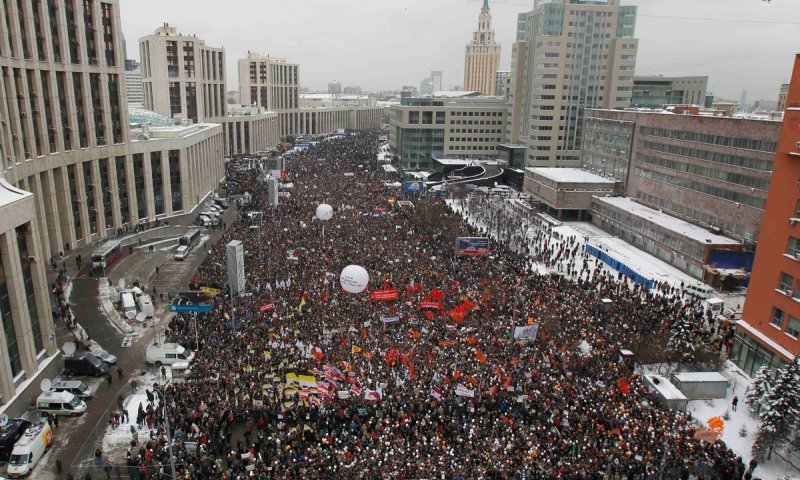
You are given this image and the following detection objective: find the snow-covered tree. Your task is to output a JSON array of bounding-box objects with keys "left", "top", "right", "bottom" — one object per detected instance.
[
  {"left": 746, "top": 365, "right": 772, "bottom": 415},
  {"left": 667, "top": 314, "right": 695, "bottom": 361},
  {"left": 752, "top": 357, "right": 800, "bottom": 460}
]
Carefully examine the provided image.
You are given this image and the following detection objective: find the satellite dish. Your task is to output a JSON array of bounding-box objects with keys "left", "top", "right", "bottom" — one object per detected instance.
[
  {"left": 118, "top": 278, "right": 126, "bottom": 289},
  {"left": 62, "top": 342, "right": 76, "bottom": 356},
  {"left": 40, "top": 378, "right": 52, "bottom": 393},
  {"left": 0, "top": 414, "right": 8, "bottom": 427}
]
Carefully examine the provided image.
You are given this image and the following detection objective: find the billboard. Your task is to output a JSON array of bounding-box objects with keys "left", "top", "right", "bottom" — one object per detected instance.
[
  {"left": 404, "top": 181, "right": 425, "bottom": 193},
  {"left": 226, "top": 240, "right": 246, "bottom": 295},
  {"left": 455, "top": 237, "right": 489, "bottom": 256},
  {"left": 168, "top": 291, "right": 215, "bottom": 313}
]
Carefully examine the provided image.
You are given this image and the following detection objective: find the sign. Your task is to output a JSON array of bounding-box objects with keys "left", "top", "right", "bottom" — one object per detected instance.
[
  {"left": 370, "top": 289, "right": 399, "bottom": 301},
  {"left": 226, "top": 240, "right": 246, "bottom": 295},
  {"left": 455, "top": 237, "right": 489, "bottom": 256},
  {"left": 259, "top": 303, "right": 275, "bottom": 313},
  {"left": 380, "top": 315, "right": 400, "bottom": 323},
  {"left": 404, "top": 181, "right": 425, "bottom": 193},
  {"left": 513, "top": 324, "right": 540, "bottom": 340},
  {"left": 455, "top": 383, "right": 475, "bottom": 398},
  {"left": 419, "top": 301, "right": 442, "bottom": 310},
  {"left": 169, "top": 304, "right": 213, "bottom": 313},
  {"left": 200, "top": 286, "right": 221, "bottom": 295}
]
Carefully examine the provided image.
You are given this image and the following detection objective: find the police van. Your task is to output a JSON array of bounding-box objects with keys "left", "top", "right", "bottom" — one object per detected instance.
[{"left": 6, "top": 421, "right": 53, "bottom": 478}]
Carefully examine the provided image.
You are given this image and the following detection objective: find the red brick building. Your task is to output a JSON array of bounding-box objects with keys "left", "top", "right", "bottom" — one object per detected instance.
[{"left": 731, "top": 55, "right": 800, "bottom": 376}]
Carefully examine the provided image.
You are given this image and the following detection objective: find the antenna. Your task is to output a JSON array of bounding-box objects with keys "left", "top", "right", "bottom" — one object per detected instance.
[
  {"left": 62, "top": 342, "right": 76, "bottom": 356},
  {"left": 40, "top": 378, "right": 52, "bottom": 393}
]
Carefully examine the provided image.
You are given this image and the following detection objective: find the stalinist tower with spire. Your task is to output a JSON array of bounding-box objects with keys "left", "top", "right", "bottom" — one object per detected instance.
[{"left": 464, "top": 0, "right": 501, "bottom": 95}]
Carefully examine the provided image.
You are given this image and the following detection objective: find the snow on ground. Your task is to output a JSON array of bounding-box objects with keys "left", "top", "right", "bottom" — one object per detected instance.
[
  {"left": 101, "top": 369, "right": 170, "bottom": 461},
  {"left": 687, "top": 361, "right": 800, "bottom": 479}
]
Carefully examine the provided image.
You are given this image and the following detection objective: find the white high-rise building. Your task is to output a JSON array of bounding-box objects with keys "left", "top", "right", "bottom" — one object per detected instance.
[
  {"left": 463, "top": 0, "right": 501, "bottom": 96},
  {"left": 125, "top": 61, "right": 144, "bottom": 109},
  {"left": 508, "top": 0, "right": 638, "bottom": 167}
]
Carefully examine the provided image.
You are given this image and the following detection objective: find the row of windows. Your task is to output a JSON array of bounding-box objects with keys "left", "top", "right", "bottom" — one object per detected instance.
[
  {"left": 636, "top": 152, "right": 770, "bottom": 191},
  {"left": 636, "top": 192, "right": 750, "bottom": 239},
  {"left": 451, "top": 129, "right": 502, "bottom": 134},
  {"left": 450, "top": 145, "right": 497, "bottom": 151},
  {"left": 638, "top": 139, "right": 774, "bottom": 172},
  {"left": 634, "top": 166, "right": 766, "bottom": 210},
  {"left": 452, "top": 120, "right": 504, "bottom": 126},
  {"left": 769, "top": 307, "right": 800, "bottom": 338},
  {"left": 639, "top": 126, "right": 778, "bottom": 154}
]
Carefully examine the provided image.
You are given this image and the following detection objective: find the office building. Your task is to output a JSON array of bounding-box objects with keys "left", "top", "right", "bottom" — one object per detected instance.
[
  {"left": 139, "top": 24, "right": 226, "bottom": 123},
  {"left": 582, "top": 109, "right": 779, "bottom": 243},
  {"left": 464, "top": 0, "right": 501, "bottom": 96},
  {"left": 778, "top": 83, "right": 789, "bottom": 112},
  {"left": 732, "top": 55, "right": 800, "bottom": 377},
  {"left": 300, "top": 94, "right": 377, "bottom": 108},
  {"left": 238, "top": 52, "right": 381, "bottom": 137},
  {"left": 430, "top": 71, "right": 443, "bottom": 94},
  {"left": 496, "top": 71, "right": 510, "bottom": 100},
  {"left": 632, "top": 76, "right": 708, "bottom": 107},
  {"left": 0, "top": 0, "right": 225, "bottom": 411},
  {"left": 389, "top": 92, "right": 507, "bottom": 170},
  {"left": 420, "top": 77, "right": 433, "bottom": 96},
  {"left": 507, "top": 0, "right": 638, "bottom": 167},
  {"left": 125, "top": 59, "right": 144, "bottom": 109},
  {"left": 328, "top": 81, "right": 342, "bottom": 95},
  {"left": 343, "top": 86, "right": 362, "bottom": 95}
]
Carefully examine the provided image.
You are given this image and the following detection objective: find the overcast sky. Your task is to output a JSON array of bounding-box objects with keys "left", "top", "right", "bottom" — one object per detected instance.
[{"left": 120, "top": 0, "right": 800, "bottom": 101}]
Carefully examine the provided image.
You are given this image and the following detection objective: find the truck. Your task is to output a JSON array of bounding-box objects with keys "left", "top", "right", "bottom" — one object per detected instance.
[{"left": 6, "top": 421, "right": 53, "bottom": 478}]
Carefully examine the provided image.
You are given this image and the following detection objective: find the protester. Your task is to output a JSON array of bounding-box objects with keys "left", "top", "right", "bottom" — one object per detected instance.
[{"left": 113, "top": 131, "right": 742, "bottom": 479}]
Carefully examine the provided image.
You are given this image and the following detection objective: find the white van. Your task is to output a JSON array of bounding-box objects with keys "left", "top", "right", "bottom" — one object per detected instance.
[
  {"left": 174, "top": 245, "right": 189, "bottom": 261},
  {"left": 146, "top": 342, "right": 194, "bottom": 367},
  {"left": 51, "top": 379, "right": 93, "bottom": 400},
  {"left": 137, "top": 294, "right": 155, "bottom": 319},
  {"left": 686, "top": 283, "right": 715, "bottom": 299},
  {"left": 36, "top": 391, "right": 87, "bottom": 416},
  {"left": 120, "top": 292, "right": 136, "bottom": 317},
  {"left": 6, "top": 421, "right": 53, "bottom": 478}
]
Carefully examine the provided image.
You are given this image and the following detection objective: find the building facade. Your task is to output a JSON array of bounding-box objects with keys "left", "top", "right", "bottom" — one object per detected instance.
[
  {"left": 139, "top": 23, "right": 227, "bottom": 123},
  {"left": 507, "top": 0, "right": 638, "bottom": 167},
  {"left": 778, "top": 83, "right": 789, "bottom": 112},
  {"left": 0, "top": 0, "right": 226, "bottom": 410},
  {"left": 632, "top": 76, "right": 708, "bottom": 107},
  {"left": 581, "top": 109, "right": 779, "bottom": 243},
  {"left": 389, "top": 93, "right": 508, "bottom": 170},
  {"left": 732, "top": 56, "right": 800, "bottom": 377},
  {"left": 125, "top": 60, "right": 144, "bottom": 108},
  {"left": 464, "top": 0, "right": 501, "bottom": 96},
  {"left": 328, "top": 81, "right": 342, "bottom": 95},
  {"left": 496, "top": 70, "right": 510, "bottom": 100}
]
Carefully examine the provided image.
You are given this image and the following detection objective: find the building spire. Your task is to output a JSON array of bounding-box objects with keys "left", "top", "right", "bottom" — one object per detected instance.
[{"left": 483, "top": 0, "right": 489, "bottom": 10}]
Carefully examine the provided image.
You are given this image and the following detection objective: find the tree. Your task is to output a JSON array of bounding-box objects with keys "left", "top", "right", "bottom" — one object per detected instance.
[
  {"left": 746, "top": 365, "right": 773, "bottom": 415},
  {"left": 667, "top": 314, "right": 695, "bottom": 362},
  {"left": 752, "top": 357, "right": 800, "bottom": 460}
]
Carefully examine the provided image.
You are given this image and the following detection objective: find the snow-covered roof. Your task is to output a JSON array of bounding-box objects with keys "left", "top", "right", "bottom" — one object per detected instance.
[
  {"left": 737, "top": 320, "right": 796, "bottom": 362},
  {"left": 593, "top": 196, "right": 740, "bottom": 246},
  {"left": 301, "top": 94, "right": 368, "bottom": 100},
  {"left": 645, "top": 375, "right": 688, "bottom": 400},
  {"left": 672, "top": 372, "right": 728, "bottom": 384},
  {"left": 527, "top": 168, "right": 616, "bottom": 184},
  {"left": 0, "top": 177, "right": 31, "bottom": 208},
  {"left": 431, "top": 91, "right": 485, "bottom": 98}
]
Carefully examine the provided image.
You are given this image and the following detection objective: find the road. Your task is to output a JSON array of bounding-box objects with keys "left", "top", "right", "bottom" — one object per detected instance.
[{"left": 26, "top": 202, "right": 239, "bottom": 479}]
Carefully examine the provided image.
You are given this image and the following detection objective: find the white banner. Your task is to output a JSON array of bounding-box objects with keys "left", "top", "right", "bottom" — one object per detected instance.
[{"left": 455, "top": 383, "right": 475, "bottom": 398}]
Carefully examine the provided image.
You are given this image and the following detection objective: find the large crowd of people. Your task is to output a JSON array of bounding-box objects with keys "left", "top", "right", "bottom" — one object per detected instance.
[{"left": 117, "top": 130, "right": 747, "bottom": 479}]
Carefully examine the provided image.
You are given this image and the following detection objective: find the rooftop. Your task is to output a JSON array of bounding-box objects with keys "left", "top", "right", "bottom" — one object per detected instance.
[
  {"left": 526, "top": 168, "right": 617, "bottom": 184},
  {"left": 0, "top": 176, "right": 32, "bottom": 209},
  {"left": 593, "top": 196, "right": 740, "bottom": 245}
]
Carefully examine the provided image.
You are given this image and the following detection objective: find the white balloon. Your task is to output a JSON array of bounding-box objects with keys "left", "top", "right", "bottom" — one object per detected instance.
[
  {"left": 316, "top": 204, "right": 333, "bottom": 221},
  {"left": 340, "top": 265, "right": 369, "bottom": 293}
]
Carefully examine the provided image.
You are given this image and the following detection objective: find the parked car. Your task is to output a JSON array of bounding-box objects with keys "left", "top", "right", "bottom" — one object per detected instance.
[
  {"left": 51, "top": 379, "right": 93, "bottom": 400},
  {"left": 64, "top": 353, "right": 108, "bottom": 377}
]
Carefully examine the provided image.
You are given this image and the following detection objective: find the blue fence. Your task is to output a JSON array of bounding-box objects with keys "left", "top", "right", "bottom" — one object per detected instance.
[{"left": 585, "top": 244, "right": 655, "bottom": 289}]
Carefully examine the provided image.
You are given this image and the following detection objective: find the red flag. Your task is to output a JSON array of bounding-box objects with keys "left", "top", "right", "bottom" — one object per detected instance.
[
  {"left": 476, "top": 350, "right": 487, "bottom": 363},
  {"left": 431, "top": 288, "right": 445, "bottom": 301},
  {"left": 619, "top": 378, "right": 630, "bottom": 395}
]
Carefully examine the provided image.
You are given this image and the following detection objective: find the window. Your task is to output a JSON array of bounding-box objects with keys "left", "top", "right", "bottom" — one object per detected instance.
[
  {"left": 779, "top": 273, "right": 794, "bottom": 294},
  {"left": 788, "top": 316, "right": 800, "bottom": 338},
  {"left": 788, "top": 237, "right": 800, "bottom": 257},
  {"left": 770, "top": 308, "right": 785, "bottom": 328}
]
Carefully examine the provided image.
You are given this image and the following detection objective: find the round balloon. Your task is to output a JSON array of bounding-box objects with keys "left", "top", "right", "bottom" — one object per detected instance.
[
  {"left": 316, "top": 204, "right": 333, "bottom": 221},
  {"left": 340, "top": 265, "right": 369, "bottom": 293}
]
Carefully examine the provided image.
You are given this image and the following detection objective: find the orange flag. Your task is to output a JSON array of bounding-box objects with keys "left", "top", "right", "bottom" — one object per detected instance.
[
  {"left": 619, "top": 378, "right": 630, "bottom": 395},
  {"left": 453, "top": 370, "right": 462, "bottom": 380},
  {"left": 502, "top": 377, "right": 512, "bottom": 390},
  {"left": 467, "top": 375, "right": 478, "bottom": 386},
  {"left": 312, "top": 349, "right": 324, "bottom": 362},
  {"left": 410, "top": 329, "right": 421, "bottom": 339},
  {"left": 361, "top": 329, "right": 368, "bottom": 340},
  {"left": 490, "top": 385, "right": 499, "bottom": 395},
  {"left": 364, "top": 351, "right": 374, "bottom": 361},
  {"left": 466, "top": 337, "right": 478, "bottom": 345}
]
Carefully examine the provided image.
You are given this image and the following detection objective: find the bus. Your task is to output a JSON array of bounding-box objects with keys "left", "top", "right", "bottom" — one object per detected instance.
[
  {"left": 91, "top": 240, "right": 122, "bottom": 269},
  {"left": 179, "top": 229, "right": 202, "bottom": 250}
]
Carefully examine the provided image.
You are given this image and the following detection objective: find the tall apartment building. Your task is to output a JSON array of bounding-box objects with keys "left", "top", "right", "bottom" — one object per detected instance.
[
  {"left": 582, "top": 109, "right": 779, "bottom": 243},
  {"left": 464, "top": 0, "right": 501, "bottom": 96},
  {"left": 430, "top": 71, "right": 443, "bottom": 94},
  {"left": 343, "top": 86, "right": 362, "bottom": 95},
  {"left": 139, "top": 24, "right": 226, "bottom": 123},
  {"left": 507, "top": 0, "right": 638, "bottom": 167},
  {"left": 389, "top": 92, "right": 507, "bottom": 170},
  {"left": 328, "top": 81, "right": 342, "bottom": 95},
  {"left": 0, "top": 0, "right": 225, "bottom": 412},
  {"left": 632, "top": 75, "right": 708, "bottom": 107},
  {"left": 732, "top": 56, "right": 800, "bottom": 377},
  {"left": 238, "top": 52, "right": 381, "bottom": 137}
]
